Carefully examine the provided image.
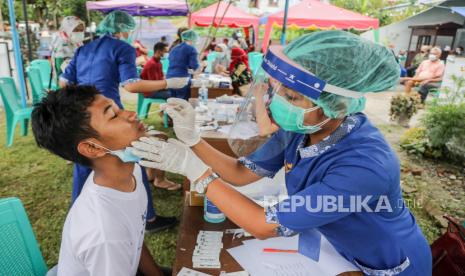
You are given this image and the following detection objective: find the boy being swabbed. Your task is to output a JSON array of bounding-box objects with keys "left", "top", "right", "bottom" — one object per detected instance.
[{"left": 32, "top": 86, "right": 169, "bottom": 276}]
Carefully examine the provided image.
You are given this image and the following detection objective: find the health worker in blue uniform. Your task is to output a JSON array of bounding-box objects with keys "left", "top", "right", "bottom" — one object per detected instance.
[
  {"left": 166, "top": 29, "right": 200, "bottom": 100},
  {"left": 60, "top": 10, "right": 187, "bottom": 231},
  {"left": 132, "top": 31, "right": 432, "bottom": 275}
]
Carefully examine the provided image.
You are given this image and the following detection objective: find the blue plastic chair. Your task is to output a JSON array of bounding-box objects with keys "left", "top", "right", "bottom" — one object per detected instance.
[
  {"left": 30, "top": 59, "right": 57, "bottom": 91},
  {"left": 0, "top": 197, "right": 48, "bottom": 275},
  {"left": 0, "top": 77, "right": 33, "bottom": 147}
]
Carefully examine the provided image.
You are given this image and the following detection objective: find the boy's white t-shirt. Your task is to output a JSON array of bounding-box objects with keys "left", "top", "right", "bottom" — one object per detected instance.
[{"left": 57, "top": 164, "right": 148, "bottom": 276}]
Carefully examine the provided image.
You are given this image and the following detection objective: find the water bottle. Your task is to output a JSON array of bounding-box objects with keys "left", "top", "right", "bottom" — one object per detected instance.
[
  {"left": 199, "top": 80, "right": 209, "bottom": 105},
  {"left": 204, "top": 196, "right": 225, "bottom": 223}
]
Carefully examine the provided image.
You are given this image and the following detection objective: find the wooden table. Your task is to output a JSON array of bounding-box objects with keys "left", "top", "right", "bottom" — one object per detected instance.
[
  {"left": 191, "top": 86, "right": 234, "bottom": 99},
  {"left": 172, "top": 195, "right": 249, "bottom": 275}
]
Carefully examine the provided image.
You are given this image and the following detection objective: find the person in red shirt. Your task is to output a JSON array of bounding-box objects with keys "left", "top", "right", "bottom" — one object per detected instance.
[
  {"left": 140, "top": 42, "right": 181, "bottom": 190},
  {"left": 141, "top": 42, "right": 171, "bottom": 100}
]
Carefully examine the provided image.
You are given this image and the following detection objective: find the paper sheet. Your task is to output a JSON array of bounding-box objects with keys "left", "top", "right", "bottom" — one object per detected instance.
[
  {"left": 227, "top": 234, "right": 359, "bottom": 276},
  {"left": 218, "top": 123, "right": 259, "bottom": 140}
]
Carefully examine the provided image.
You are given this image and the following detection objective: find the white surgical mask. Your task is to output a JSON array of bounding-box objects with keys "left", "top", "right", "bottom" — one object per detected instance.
[
  {"left": 70, "top": 32, "right": 85, "bottom": 44},
  {"left": 428, "top": 54, "right": 438, "bottom": 61}
]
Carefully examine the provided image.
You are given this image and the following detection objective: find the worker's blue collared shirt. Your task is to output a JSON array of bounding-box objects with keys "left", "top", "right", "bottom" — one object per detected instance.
[
  {"left": 166, "top": 42, "right": 199, "bottom": 100},
  {"left": 239, "top": 114, "right": 432, "bottom": 276},
  {"left": 60, "top": 35, "right": 140, "bottom": 108}
]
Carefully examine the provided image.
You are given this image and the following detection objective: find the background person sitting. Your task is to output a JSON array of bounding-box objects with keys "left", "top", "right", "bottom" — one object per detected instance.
[
  {"left": 403, "top": 47, "right": 445, "bottom": 103},
  {"left": 140, "top": 42, "right": 181, "bottom": 191},
  {"left": 212, "top": 43, "right": 230, "bottom": 76},
  {"left": 229, "top": 47, "right": 252, "bottom": 95},
  {"left": 141, "top": 42, "right": 170, "bottom": 100},
  {"left": 406, "top": 45, "right": 430, "bottom": 77}
]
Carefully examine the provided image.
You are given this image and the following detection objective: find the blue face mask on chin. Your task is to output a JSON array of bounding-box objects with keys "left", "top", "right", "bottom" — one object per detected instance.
[
  {"left": 88, "top": 141, "right": 141, "bottom": 163},
  {"left": 109, "top": 147, "right": 140, "bottom": 163}
]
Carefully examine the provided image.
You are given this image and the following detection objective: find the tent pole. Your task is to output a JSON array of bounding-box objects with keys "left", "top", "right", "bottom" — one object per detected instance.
[
  {"left": 280, "top": 0, "right": 289, "bottom": 45},
  {"left": 7, "top": 0, "right": 28, "bottom": 108}
]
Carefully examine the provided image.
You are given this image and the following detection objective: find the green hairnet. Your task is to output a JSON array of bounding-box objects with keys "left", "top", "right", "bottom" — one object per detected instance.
[
  {"left": 283, "top": 30, "right": 399, "bottom": 118},
  {"left": 181, "top": 29, "right": 199, "bottom": 42},
  {"left": 96, "top": 11, "right": 136, "bottom": 35}
]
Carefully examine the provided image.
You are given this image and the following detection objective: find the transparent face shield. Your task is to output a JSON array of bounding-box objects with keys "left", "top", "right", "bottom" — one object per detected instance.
[{"left": 227, "top": 45, "right": 365, "bottom": 160}]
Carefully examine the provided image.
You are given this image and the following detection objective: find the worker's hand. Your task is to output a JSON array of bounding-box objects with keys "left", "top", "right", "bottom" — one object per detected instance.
[
  {"left": 163, "top": 98, "right": 200, "bottom": 147},
  {"left": 166, "top": 77, "right": 189, "bottom": 89},
  {"left": 132, "top": 138, "right": 209, "bottom": 182}
]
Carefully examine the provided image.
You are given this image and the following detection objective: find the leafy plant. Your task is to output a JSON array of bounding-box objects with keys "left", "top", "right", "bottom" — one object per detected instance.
[
  {"left": 399, "top": 127, "right": 443, "bottom": 158},
  {"left": 389, "top": 94, "right": 420, "bottom": 124}
]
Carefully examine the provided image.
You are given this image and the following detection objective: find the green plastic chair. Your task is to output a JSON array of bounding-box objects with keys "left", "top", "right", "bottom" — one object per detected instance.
[
  {"left": 0, "top": 77, "right": 33, "bottom": 147},
  {"left": 26, "top": 67, "right": 47, "bottom": 105},
  {"left": 206, "top": 52, "right": 218, "bottom": 73},
  {"left": 248, "top": 52, "right": 263, "bottom": 76},
  {"left": 161, "top": 57, "right": 169, "bottom": 75},
  {"left": 137, "top": 93, "right": 168, "bottom": 127},
  {"left": 30, "top": 59, "right": 57, "bottom": 91},
  {"left": 0, "top": 197, "right": 48, "bottom": 275},
  {"left": 135, "top": 67, "right": 168, "bottom": 127}
]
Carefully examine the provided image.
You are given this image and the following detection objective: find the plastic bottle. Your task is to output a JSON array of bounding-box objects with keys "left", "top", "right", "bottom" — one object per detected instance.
[
  {"left": 199, "top": 79, "right": 209, "bottom": 105},
  {"left": 204, "top": 196, "right": 225, "bottom": 223}
]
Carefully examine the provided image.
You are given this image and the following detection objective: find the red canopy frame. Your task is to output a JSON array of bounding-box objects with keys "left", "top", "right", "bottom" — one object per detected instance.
[
  {"left": 190, "top": 2, "right": 260, "bottom": 47},
  {"left": 262, "top": 0, "right": 379, "bottom": 51}
]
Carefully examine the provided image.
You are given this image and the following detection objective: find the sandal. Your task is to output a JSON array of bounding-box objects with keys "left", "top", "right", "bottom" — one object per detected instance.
[{"left": 153, "top": 179, "right": 182, "bottom": 191}]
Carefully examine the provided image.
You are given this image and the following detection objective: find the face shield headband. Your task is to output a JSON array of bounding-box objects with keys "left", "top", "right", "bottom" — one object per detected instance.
[{"left": 261, "top": 46, "right": 366, "bottom": 100}]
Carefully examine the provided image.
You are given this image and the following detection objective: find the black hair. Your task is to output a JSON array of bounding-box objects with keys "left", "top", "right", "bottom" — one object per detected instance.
[
  {"left": 177, "top": 27, "right": 188, "bottom": 38},
  {"left": 153, "top": 42, "right": 168, "bottom": 53},
  {"left": 31, "top": 85, "right": 100, "bottom": 167}
]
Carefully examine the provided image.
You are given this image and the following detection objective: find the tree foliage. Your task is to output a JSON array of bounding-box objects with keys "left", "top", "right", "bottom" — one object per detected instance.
[{"left": 331, "top": 0, "right": 428, "bottom": 27}]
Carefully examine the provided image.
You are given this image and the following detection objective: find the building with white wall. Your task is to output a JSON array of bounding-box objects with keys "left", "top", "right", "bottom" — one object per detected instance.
[
  {"left": 235, "top": 0, "right": 301, "bottom": 16},
  {"left": 362, "top": 0, "right": 465, "bottom": 54}
]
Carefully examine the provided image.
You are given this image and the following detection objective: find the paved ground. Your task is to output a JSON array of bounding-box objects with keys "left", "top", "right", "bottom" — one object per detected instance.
[{"left": 364, "top": 85, "right": 424, "bottom": 127}]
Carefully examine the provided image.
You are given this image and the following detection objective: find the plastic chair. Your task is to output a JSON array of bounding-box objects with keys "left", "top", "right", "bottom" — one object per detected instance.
[
  {"left": 206, "top": 52, "right": 218, "bottom": 73},
  {"left": 248, "top": 52, "right": 263, "bottom": 76},
  {"left": 30, "top": 59, "right": 57, "bottom": 91},
  {"left": 0, "top": 197, "right": 48, "bottom": 275},
  {"left": 137, "top": 93, "right": 168, "bottom": 127},
  {"left": 135, "top": 67, "right": 168, "bottom": 127},
  {"left": 26, "top": 67, "right": 47, "bottom": 105},
  {"left": 0, "top": 77, "right": 33, "bottom": 147}
]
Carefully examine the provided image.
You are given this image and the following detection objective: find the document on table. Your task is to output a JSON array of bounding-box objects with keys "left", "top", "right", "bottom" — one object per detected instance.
[{"left": 227, "top": 234, "right": 359, "bottom": 276}]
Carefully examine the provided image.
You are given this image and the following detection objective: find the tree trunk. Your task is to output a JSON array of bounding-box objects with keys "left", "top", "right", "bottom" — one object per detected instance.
[{"left": 0, "top": 5, "right": 4, "bottom": 32}]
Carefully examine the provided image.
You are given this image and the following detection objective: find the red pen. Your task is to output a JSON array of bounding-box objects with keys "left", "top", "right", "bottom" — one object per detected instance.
[{"left": 263, "top": 248, "right": 298, "bottom": 253}]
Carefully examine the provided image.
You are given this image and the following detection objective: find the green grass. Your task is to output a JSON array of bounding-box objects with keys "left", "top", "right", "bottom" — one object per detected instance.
[{"left": 0, "top": 101, "right": 183, "bottom": 268}]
